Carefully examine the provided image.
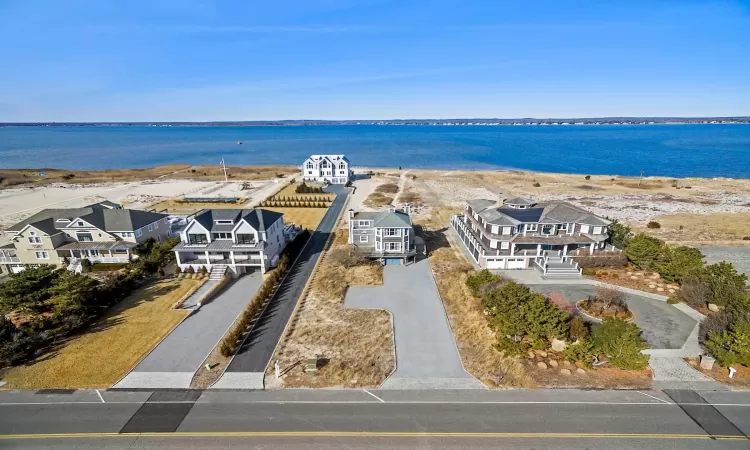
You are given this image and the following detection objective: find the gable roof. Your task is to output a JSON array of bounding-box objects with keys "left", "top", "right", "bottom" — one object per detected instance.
[
  {"left": 190, "top": 209, "right": 283, "bottom": 233},
  {"left": 504, "top": 197, "right": 535, "bottom": 206},
  {"left": 306, "top": 155, "right": 349, "bottom": 164},
  {"left": 7, "top": 204, "right": 167, "bottom": 234}
]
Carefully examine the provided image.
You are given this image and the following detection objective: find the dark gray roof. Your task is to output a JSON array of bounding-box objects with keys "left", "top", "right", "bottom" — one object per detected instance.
[
  {"left": 191, "top": 209, "right": 283, "bottom": 233},
  {"left": 466, "top": 199, "right": 496, "bottom": 211},
  {"left": 7, "top": 203, "right": 166, "bottom": 234},
  {"left": 468, "top": 198, "right": 610, "bottom": 227},
  {"left": 352, "top": 209, "right": 412, "bottom": 228}
]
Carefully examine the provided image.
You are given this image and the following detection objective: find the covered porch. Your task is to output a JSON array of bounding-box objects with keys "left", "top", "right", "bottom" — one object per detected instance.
[{"left": 57, "top": 241, "right": 137, "bottom": 264}]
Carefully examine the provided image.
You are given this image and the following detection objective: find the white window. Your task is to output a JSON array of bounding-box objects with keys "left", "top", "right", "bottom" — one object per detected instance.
[
  {"left": 28, "top": 236, "right": 42, "bottom": 244},
  {"left": 558, "top": 223, "right": 568, "bottom": 231},
  {"left": 358, "top": 220, "right": 372, "bottom": 227},
  {"left": 154, "top": 221, "right": 158, "bottom": 229},
  {"left": 384, "top": 228, "right": 399, "bottom": 237},
  {"left": 308, "top": 171, "right": 313, "bottom": 175},
  {"left": 385, "top": 242, "right": 402, "bottom": 252},
  {"left": 215, "top": 220, "right": 233, "bottom": 225},
  {"left": 339, "top": 162, "right": 346, "bottom": 169},
  {"left": 147, "top": 224, "right": 153, "bottom": 232},
  {"left": 491, "top": 225, "right": 499, "bottom": 234},
  {"left": 136, "top": 229, "right": 143, "bottom": 238},
  {"left": 580, "top": 225, "right": 590, "bottom": 234},
  {"left": 526, "top": 223, "right": 538, "bottom": 231},
  {"left": 35, "top": 251, "right": 49, "bottom": 259},
  {"left": 500, "top": 241, "right": 510, "bottom": 249},
  {"left": 502, "top": 227, "right": 512, "bottom": 235},
  {"left": 359, "top": 235, "right": 369, "bottom": 243},
  {"left": 542, "top": 224, "right": 556, "bottom": 235},
  {"left": 164, "top": 218, "right": 169, "bottom": 224},
  {"left": 56, "top": 219, "right": 70, "bottom": 223},
  {"left": 593, "top": 226, "right": 603, "bottom": 234},
  {"left": 306, "top": 162, "right": 314, "bottom": 169},
  {"left": 376, "top": 240, "right": 382, "bottom": 251}
]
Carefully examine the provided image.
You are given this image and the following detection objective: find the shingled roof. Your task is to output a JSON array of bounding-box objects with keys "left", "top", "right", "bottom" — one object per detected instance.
[
  {"left": 471, "top": 199, "right": 610, "bottom": 227},
  {"left": 191, "top": 209, "right": 283, "bottom": 233}
]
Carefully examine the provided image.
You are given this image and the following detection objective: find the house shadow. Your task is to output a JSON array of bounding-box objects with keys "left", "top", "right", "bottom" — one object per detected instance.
[{"left": 414, "top": 225, "right": 451, "bottom": 254}]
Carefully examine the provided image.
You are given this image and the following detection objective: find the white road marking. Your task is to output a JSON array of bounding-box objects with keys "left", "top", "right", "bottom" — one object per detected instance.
[
  {"left": 362, "top": 389, "right": 385, "bottom": 403},
  {"left": 95, "top": 390, "right": 105, "bottom": 403},
  {"left": 0, "top": 400, "right": 748, "bottom": 406},
  {"left": 636, "top": 391, "right": 672, "bottom": 404}
]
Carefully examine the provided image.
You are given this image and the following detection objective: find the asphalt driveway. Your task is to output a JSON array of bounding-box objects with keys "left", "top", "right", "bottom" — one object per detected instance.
[
  {"left": 346, "top": 260, "right": 484, "bottom": 389},
  {"left": 113, "top": 273, "right": 262, "bottom": 389},
  {"left": 699, "top": 246, "right": 750, "bottom": 277},
  {"left": 527, "top": 284, "right": 697, "bottom": 350},
  {"left": 213, "top": 186, "right": 349, "bottom": 388}
]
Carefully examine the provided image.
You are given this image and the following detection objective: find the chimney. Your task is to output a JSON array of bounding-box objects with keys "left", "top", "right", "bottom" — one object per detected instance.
[
  {"left": 403, "top": 203, "right": 411, "bottom": 216},
  {"left": 497, "top": 193, "right": 505, "bottom": 206}
]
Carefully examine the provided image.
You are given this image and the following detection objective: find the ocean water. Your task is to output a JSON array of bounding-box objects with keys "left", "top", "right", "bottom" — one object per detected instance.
[{"left": 1, "top": 124, "right": 749, "bottom": 178}]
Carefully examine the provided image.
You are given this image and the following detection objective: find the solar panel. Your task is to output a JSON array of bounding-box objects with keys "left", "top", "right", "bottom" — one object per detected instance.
[{"left": 498, "top": 207, "right": 544, "bottom": 223}]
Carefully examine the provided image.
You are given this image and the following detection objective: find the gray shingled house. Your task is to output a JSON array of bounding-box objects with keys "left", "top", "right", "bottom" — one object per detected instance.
[
  {"left": 347, "top": 205, "right": 417, "bottom": 265},
  {"left": 451, "top": 197, "right": 612, "bottom": 277}
]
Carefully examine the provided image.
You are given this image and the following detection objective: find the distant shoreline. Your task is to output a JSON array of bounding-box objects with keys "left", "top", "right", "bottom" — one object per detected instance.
[{"left": 1, "top": 117, "right": 749, "bottom": 127}]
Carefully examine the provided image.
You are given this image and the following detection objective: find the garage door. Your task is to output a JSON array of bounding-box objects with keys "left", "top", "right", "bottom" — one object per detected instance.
[
  {"left": 384, "top": 258, "right": 402, "bottom": 265},
  {"left": 486, "top": 259, "right": 504, "bottom": 269},
  {"left": 506, "top": 258, "right": 527, "bottom": 269}
]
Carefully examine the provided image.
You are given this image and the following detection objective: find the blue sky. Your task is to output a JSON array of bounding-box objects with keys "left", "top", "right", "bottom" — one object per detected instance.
[{"left": 1, "top": 0, "right": 749, "bottom": 121}]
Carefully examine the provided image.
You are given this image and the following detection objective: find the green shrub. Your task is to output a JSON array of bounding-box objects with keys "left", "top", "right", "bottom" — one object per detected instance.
[
  {"left": 607, "top": 219, "right": 633, "bottom": 250},
  {"left": 705, "top": 319, "right": 750, "bottom": 367},
  {"left": 466, "top": 269, "right": 500, "bottom": 297},
  {"left": 585, "top": 175, "right": 591, "bottom": 180},
  {"left": 646, "top": 221, "right": 661, "bottom": 229},
  {"left": 582, "top": 267, "right": 597, "bottom": 276},
  {"left": 563, "top": 338, "right": 597, "bottom": 368},
  {"left": 703, "top": 261, "right": 748, "bottom": 309},
  {"left": 624, "top": 233, "right": 664, "bottom": 270},
  {"left": 666, "top": 296, "right": 681, "bottom": 304},
  {"left": 699, "top": 311, "right": 732, "bottom": 346},
  {"left": 90, "top": 262, "right": 130, "bottom": 272},
  {"left": 568, "top": 316, "right": 590, "bottom": 341},
  {"left": 80, "top": 259, "right": 93, "bottom": 273},
  {"left": 532, "top": 182, "right": 541, "bottom": 187},
  {"left": 592, "top": 317, "right": 649, "bottom": 370},
  {"left": 655, "top": 245, "right": 703, "bottom": 283}
]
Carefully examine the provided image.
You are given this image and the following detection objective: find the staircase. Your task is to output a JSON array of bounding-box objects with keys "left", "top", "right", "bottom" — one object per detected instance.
[
  {"left": 534, "top": 252, "right": 582, "bottom": 279},
  {"left": 210, "top": 264, "right": 228, "bottom": 280}
]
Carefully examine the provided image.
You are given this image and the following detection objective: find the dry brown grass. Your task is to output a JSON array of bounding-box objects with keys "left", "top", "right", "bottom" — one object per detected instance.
[
  {"left": 364, "top": 192, "right": 393, "bottom": 207},
  {"left": 269, "top": 229, "right": 392, "bottom": 388},
  {"left": 0, "top": 165, "right": 297, "bottom": 189},
  {"left": 272, "top": 183, "right": 335, "bottom": 201},
  {"left": 632, "top": 212, "right": 750, "bottom": 243},
  {"left": 265, "top": 207, "right": 328, "bottom": 230},
  {"left": 419, "top": 211, "right": 531, "bottom": 388},
  {"left": 376, "top": 183, "right": 400, "bottom": 194},
  {"left": 1, "top": 278, "right": 198, "bottom": 389},
  {"left": 148, "top": 199, "right": 248, "bottom": 214}
]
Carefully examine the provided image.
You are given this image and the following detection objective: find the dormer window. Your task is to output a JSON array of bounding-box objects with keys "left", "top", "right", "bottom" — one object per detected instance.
[
  {"left": 306, "top": 162, "right": 314, "bottom": 169},
  {"left": 558, "top": 223, "right": 569, "bottom": 231},
  {"left": 56, "top": 219, "right": 70, "bottom": 223},
  {"left": 526, "top": 223, "right": 538, "bottom": 232},
  {"left": 77, "top": 221, "right": 84, "bottom": 227},
  {"left": 215, "top": 220, "right": 233, "bottom": 225}
]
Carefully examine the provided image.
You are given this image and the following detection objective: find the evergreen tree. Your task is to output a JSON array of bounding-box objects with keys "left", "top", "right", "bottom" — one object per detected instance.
[
  {"left": 656, "top": 245, "right": 704, "bottom": 283},
  {"left": 607, "top": 219, "right": 633, "bottom": 249},
  {"left": 592, "top": 317, "right": 649, "bottom": 370},
  {"left": 705, "top": 319, "right": 750, "bottom": 367},
  {"left": 624, "top": 233, "right": 664, "bottom": 270}
]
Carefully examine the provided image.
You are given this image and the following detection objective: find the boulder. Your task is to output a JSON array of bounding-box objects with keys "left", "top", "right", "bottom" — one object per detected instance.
[
  {"left": 560, "top": 368, "right": 572, "bottom": 376},
  {"left": 551, "top": 338, "right": 567, "bottom": 352},
  {"left": 630, "top": 276, "right": 638, "bottom": 280},
  {"left": 536, "top": 350, "right": 548, "bottom": 358},
  {"left": 708, "top": 303, "right": 721, "bottom": 312},
  {"left": 537, "top": 362, "right": 548, "bottom": 370},
  {"left": 668, "top": 289, "right": 676, "bottom": 294},
  {"left": 549, "top": 359, "right": 559, "bottom": 368},
  {"left": 656, "top": 287, "right": 664, "bottom": 292},
  {"left": 648, "top": 284, "right": 657, "bottom": 289},
  {"left": 527, "top": 350, "right": 536, "bottom": 359},
  {"left": 563, "top": 360, "right": 572, "bottom": 367},
  {"left": 576, "top": 368, "right": 587, "bottom": 375}
]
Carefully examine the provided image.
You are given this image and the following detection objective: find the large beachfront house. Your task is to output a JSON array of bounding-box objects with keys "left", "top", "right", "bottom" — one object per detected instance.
[
  {"left": 172, "top": 208, "right": 286, "bottom": 276},
  {"left": 451, "top": 197, "right": 611, "bottom": 276},
  {"left": 0, "top": 201, "right": 169, "bottom": 274},
  {"left": 302, "top": 155, "right": 352, "bottom": 184},
  {"left": 348, "top": 205, "right": 417, "bottom": 265}
]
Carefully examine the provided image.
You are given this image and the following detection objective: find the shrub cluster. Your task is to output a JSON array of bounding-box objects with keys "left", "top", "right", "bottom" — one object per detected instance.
[
  {"left": 219, "top": 231, "right": 310, "bottom": 357},
  {"left": 260, "top": 200, "right": 329, "bottom": 208},
  {"left": 295, "top": 182, "right": 325, "bottom": 194},
  {"left": 0, "top": 237, "right": 180, "bottom": 367},
  {"left": 466, "top": 273, "right": 649, "bottom": 370}
]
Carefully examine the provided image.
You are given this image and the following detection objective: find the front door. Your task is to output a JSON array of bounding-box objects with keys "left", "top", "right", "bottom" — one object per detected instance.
[
  {"left": 221, "top": 252, "right": 230, "bottom": 261},
  {"left": 542, "top": 245, "right": 554, "bottom": 251}
]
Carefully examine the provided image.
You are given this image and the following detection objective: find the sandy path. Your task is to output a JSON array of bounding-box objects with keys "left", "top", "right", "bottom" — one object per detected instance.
[
  {"left": 348, "top": 175, "right": 384, "bottom": 212},
  {"left": 393, "top": 170, "right": 411, "bottom": 205}
]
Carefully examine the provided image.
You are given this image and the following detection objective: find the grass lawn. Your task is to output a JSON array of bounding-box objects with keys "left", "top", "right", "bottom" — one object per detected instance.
[
  {"left": 0, "top": 278, "right": 200, "bottom": 389},
  {"left": 266, "top": 207, "right": 329, "bottom": 230},
  {"left": 272, "top": 183, "right": 335, "bottom": 201}
]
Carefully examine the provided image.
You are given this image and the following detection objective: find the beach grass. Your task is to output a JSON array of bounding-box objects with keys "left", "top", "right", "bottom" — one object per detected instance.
[{"left": 0, "top": 278, "right": 198, "bottom": 389}]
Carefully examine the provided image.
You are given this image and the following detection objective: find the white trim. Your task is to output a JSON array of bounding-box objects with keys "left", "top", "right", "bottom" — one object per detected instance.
[{"left": 359, "top": 235, "right": 369, "bottom": 243}]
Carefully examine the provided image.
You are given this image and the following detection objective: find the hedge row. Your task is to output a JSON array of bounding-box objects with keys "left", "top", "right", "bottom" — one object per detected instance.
[
  {"left": 259, "top": 200, "right": 329, "bottom": 208},
  {"left": 219, "top": 230, "right": 311, "bottom": 357}
]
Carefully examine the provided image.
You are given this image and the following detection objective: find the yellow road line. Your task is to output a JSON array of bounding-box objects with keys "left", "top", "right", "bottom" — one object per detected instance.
[{"left": 0, "top": 432, "right": 747, "bottom": 440}]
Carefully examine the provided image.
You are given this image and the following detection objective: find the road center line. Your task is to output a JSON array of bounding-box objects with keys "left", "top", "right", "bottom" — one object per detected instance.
[
  {"left": 362, "top": 389, "right": 385, "bottom": 403},
  {"left": 636, "top": 391, "right": 671, "bottom": 404}
]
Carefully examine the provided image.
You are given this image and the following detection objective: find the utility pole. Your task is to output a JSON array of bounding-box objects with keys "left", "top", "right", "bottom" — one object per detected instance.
[
  {"left": 220, "top": 158, "right": 229, "bottom": 182},
  {"left": 638, "top": 170, "right": 644, "bottom": 187}
]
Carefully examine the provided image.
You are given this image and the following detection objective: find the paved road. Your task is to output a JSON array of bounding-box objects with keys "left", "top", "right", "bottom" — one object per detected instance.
[
  {"left": 700, "top": 246, "right": 750, "bottom": 277},
  {"left": 114, "top": 274, "right": 261, "bottom": 389},
  {"left": 346, "top": 260, "right": 484, "bottom": 389},
  {"left": 0, "top": 389, "right": 747, "bottom": 448},
  {"left": 219, "top": 187, "right": 349, "bottom": 384},
  {"left": 528, "top": 284, "right": 696, "bottom": 349}
]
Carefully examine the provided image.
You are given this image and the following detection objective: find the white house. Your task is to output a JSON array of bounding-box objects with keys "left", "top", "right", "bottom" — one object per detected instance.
[
  {"left": 172, "top": 208, "right": 286, "bottom": 276},
  {"left": 302, "top": 155, "right": 352, "bottom": 184}
]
